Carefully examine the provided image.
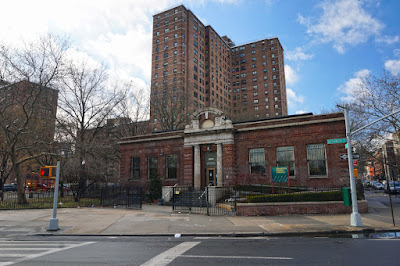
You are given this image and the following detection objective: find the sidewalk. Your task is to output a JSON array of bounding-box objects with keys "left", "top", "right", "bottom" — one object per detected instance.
[{"left": 0, "top": 192, "right": 399, "bottom": 237}]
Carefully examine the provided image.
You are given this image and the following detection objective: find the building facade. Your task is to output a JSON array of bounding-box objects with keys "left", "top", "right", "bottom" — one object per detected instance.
[
  {"left": 0, "top": 79, "right": 58, "bottom": 183},
  {"left": 120, "top": 109, "right": 349, "bottom": 189},
  {"left": 150, "top": 5, "right": 287, "bottom": 131}
]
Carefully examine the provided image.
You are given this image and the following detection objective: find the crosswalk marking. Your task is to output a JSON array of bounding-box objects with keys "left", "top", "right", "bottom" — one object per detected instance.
[
  {"left": 141, "top": 241, "right": 200, "bottom": 266},
  {"left": 0, "top": 241, "right": 95, "bottom": 266}
]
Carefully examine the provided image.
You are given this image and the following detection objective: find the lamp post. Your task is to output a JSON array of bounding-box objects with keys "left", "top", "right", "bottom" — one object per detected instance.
[
  {"left": 339, "top": 104, "right": 400, "bottom": 227},
  {"left": 342, "top": 105, "right": 362, "bottom": 226}
]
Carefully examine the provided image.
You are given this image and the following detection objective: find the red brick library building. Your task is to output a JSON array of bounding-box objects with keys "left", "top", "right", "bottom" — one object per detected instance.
[{"left": 120, "top": 108, "right": 349, "bottom": 189}]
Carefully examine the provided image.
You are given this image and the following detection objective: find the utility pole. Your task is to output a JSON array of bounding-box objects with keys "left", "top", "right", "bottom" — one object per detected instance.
[
  {"left": 338, "top": 104, "right": 400, "bottom": 227},
  {"left": 342, "top": 104, "right": 362, "bottom": 227}
]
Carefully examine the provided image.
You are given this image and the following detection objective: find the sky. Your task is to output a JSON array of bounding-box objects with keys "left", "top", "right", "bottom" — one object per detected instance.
[{"left": 1, "top": 0, "right": 399, "bottom": 115}]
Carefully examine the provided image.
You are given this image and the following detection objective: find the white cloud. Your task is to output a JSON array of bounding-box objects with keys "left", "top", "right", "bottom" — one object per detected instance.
[
  {"left": 287, "top": 88, "right": 304, "bottom": 106},
  {"left": 394, "top": 49, "right": 400, "bottom": 58},
  {"left": 384, "top": 60, "right": 400, "bottom": 76},
  {"left": 337, "top": 69, "right": 370, "bottom": 102},
  {"left": 285, "top": 47, "right": 314, "bottom": 61},
  {"left": 298, "top": 0, "right": 386, "bottom": 53},
  {"left": 376, "top": 35, "right": 400, "bottom": 45},
  {"left": 295, "top": 110, "right": 308, "bottom": 115},
  {"left": 284, "top": 65, "right": 299, "bottom": 85}
]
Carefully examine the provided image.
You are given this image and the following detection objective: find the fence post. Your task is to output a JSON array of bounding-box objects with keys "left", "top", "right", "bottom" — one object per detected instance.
[
  {"left": 206, "top": 187, "right": 209, "bottom": 216},
  {"left": 172, "top": 187, "right": 175, "bottom": 211},
  {"left": 234, "top": 188, "right": 237, "bottom": 215}
]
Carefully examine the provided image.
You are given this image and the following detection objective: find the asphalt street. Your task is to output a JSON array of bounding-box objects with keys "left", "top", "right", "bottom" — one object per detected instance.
[{"left": 1, "top": 235, "right": 400, "bottom": 266}]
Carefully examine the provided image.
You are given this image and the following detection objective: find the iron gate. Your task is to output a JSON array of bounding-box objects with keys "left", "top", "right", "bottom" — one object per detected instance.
[{"left": 172, "top": 186, "right": 236, "bottom": 216}]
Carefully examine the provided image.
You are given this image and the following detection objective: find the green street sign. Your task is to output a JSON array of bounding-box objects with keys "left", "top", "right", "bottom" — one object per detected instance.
[
  {"left": 272, "top": 167, "right": 288, "bottom": 183},
  {"left": 327, "top": 138, "right": 347, "bottom": 144},
  {"left": 345, "top": 144, "right": 348, "bottom": 149}
]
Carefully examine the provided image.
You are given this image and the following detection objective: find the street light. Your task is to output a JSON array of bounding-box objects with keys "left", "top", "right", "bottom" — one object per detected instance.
[
  {"left": 341, "top": 104, "right": 362, "bottom": 227},
  {"left": 338, "top": 104, "right": 400, "bottom": 227}
]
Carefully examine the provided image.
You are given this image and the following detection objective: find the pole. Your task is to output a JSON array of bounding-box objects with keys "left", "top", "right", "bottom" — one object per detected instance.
[
  {"left": 383, "top": 151, "right": 396, "bottom": 226},
  {"left": 343, "top": 104, "right": 363, "bottom": 227},
  {"left": 48, "top": 161, "right": 61, "bottom": 231}
]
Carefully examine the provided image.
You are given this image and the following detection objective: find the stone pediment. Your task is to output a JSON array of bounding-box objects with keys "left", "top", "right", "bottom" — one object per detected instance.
[{"left": 184, "top": 107, "right": 234, "bottom": 134}]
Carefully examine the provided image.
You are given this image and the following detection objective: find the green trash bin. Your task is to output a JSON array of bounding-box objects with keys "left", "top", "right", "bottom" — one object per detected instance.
[{"left": 342, "top": 187, "right": 352, "bottom": 206}]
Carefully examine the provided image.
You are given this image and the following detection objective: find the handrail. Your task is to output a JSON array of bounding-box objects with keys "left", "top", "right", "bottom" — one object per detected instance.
[{"left": 198, "top": 189, "right": 207, "bottom": 199}]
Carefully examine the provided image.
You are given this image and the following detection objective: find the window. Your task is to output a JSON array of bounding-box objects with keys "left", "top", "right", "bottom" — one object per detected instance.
[
  {"left": 253, "top": 99, "right": 258, "bottom": 104},
  {"left": 148, "top": 157, "right": 158, "bottom": 179},
  {"left": 307, "top": 144, "right": 327, "bottom": 176},
  {"left": 277, "top": 147, "right": 295, "bottom": 177},
  {"left": 130, "top": 158, "right": 140, "bottom": 179},
  {"left": 249, "top": 148, "right": 265, "bottom": 174},
  {"left": 166, "top": 154, "right": 177, "bottom": 179}
]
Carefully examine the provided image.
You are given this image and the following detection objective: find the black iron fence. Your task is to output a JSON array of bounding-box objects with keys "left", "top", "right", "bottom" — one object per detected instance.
[
  {"left": 0, "top": 185, "right": 142, "bottom": 210},
  {"left": 171, "top": 185, "right": 350, "bottom": 216}
]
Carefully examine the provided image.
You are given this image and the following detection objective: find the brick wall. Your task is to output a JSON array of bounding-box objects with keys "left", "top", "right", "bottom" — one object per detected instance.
[{"left": 236, "top": 200, "right": 368, "bottom": 216}]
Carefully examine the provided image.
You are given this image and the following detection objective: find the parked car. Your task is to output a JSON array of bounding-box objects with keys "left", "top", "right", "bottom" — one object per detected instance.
[
  {"left": 3, "top": 184, "right": 17, "bottom": 192},
  {"left": 375, "top": 183, "right": 385, "bottom": 190},
  {"left": 384, "top": 181, "right": 400, "bottom": 194}
]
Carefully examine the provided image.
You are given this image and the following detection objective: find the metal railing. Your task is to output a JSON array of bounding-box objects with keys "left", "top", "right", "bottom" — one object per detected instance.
[{"left": 0, "top": 185, "right": 143, "bottom": 210}]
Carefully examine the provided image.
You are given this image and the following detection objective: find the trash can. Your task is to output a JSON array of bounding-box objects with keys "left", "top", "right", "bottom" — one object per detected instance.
[
  {"left": 158, "top": 198, "right": 164, "bottom": 205},
  {"left": 342, "top": 187, "right": 352, "bottom": 206}
]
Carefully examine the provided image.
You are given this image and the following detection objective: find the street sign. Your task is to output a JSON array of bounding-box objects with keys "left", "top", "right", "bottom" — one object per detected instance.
[
  {"left": 327, "top": 138, "right": 347, "bottom": 144},
  {"left": 340, "top": 153, "right": 360, "bottom": 160},
  {"left": 353, "top": 159, "right": 359, "bottom": 166}
]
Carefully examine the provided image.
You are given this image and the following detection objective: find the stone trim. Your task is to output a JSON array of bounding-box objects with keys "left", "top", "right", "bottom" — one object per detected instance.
[
  {"left": 237, "top": 117, "right": 345, "bottom": 132},
  {"left": 119, "top": 134, "right": 182, "bottom": 144}
]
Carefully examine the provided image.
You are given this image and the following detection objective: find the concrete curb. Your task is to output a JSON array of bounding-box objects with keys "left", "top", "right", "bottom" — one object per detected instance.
[{"left": 34, "top": 228, "right": 400, "bottom": 238}]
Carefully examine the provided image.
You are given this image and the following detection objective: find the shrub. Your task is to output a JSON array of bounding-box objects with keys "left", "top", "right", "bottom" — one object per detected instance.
[{"left": 247, "top": 191, "right": 343, "bottom": 203}]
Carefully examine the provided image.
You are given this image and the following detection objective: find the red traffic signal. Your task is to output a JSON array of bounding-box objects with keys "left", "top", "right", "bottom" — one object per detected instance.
[
  {"left": 40, "top": 166, "right": 56, "bottom": 178},
  {"left": 40, "top": 167, "right": 50, "bottom": 177}
]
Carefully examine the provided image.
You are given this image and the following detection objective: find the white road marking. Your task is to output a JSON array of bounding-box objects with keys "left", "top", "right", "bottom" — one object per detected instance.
[
  {"left": 141, "top": 241, "right": 200, "bottom": 266},
  {"left": 194, "top": 237, "right": 277, "bottom": 240},
  {"left": 180, "top": 255, "right": 293, "bottom": 260},
  {"left": 0, "top": 241, "right": 95, "bottom": 266}
]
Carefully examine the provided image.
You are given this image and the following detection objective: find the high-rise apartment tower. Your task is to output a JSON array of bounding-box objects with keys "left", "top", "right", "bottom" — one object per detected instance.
[{"left": 150, "top": 5, "right": 287, "bottom": 130}]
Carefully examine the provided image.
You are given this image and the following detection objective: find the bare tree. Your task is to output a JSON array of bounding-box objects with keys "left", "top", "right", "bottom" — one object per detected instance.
[
  {"left": 0, "top": 35, "right": 69, "bottom": 203},
  {"left": 151, "top": 94, "right": 188, "bottom": 131},
  {"left": 331, "top": 71, "right": 400, "bottom": 179},
  {"left": 56, "top": 60, "right": 127, "bottom": 200}
]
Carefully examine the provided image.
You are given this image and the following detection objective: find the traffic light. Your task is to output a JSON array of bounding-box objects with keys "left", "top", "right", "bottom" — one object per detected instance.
[
  {"left": 40, "top": 167, "right": 50, "bottom": 177},
  {"left": 40, "top": 166, "right": 56, "bottom": 178}
]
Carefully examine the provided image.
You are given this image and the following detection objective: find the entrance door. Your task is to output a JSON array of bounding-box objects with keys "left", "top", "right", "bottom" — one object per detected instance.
[{"left": 206, "top": 167, "right": 217, "bottom": 186}]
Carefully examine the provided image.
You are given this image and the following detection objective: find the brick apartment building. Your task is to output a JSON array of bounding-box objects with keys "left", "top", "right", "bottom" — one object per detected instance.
[
  {"left": 119, "top": 6, "right": 349, "bottom": 190},
  {"left": 150, "top": 5, "right": 287, "bottom": 131}
]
